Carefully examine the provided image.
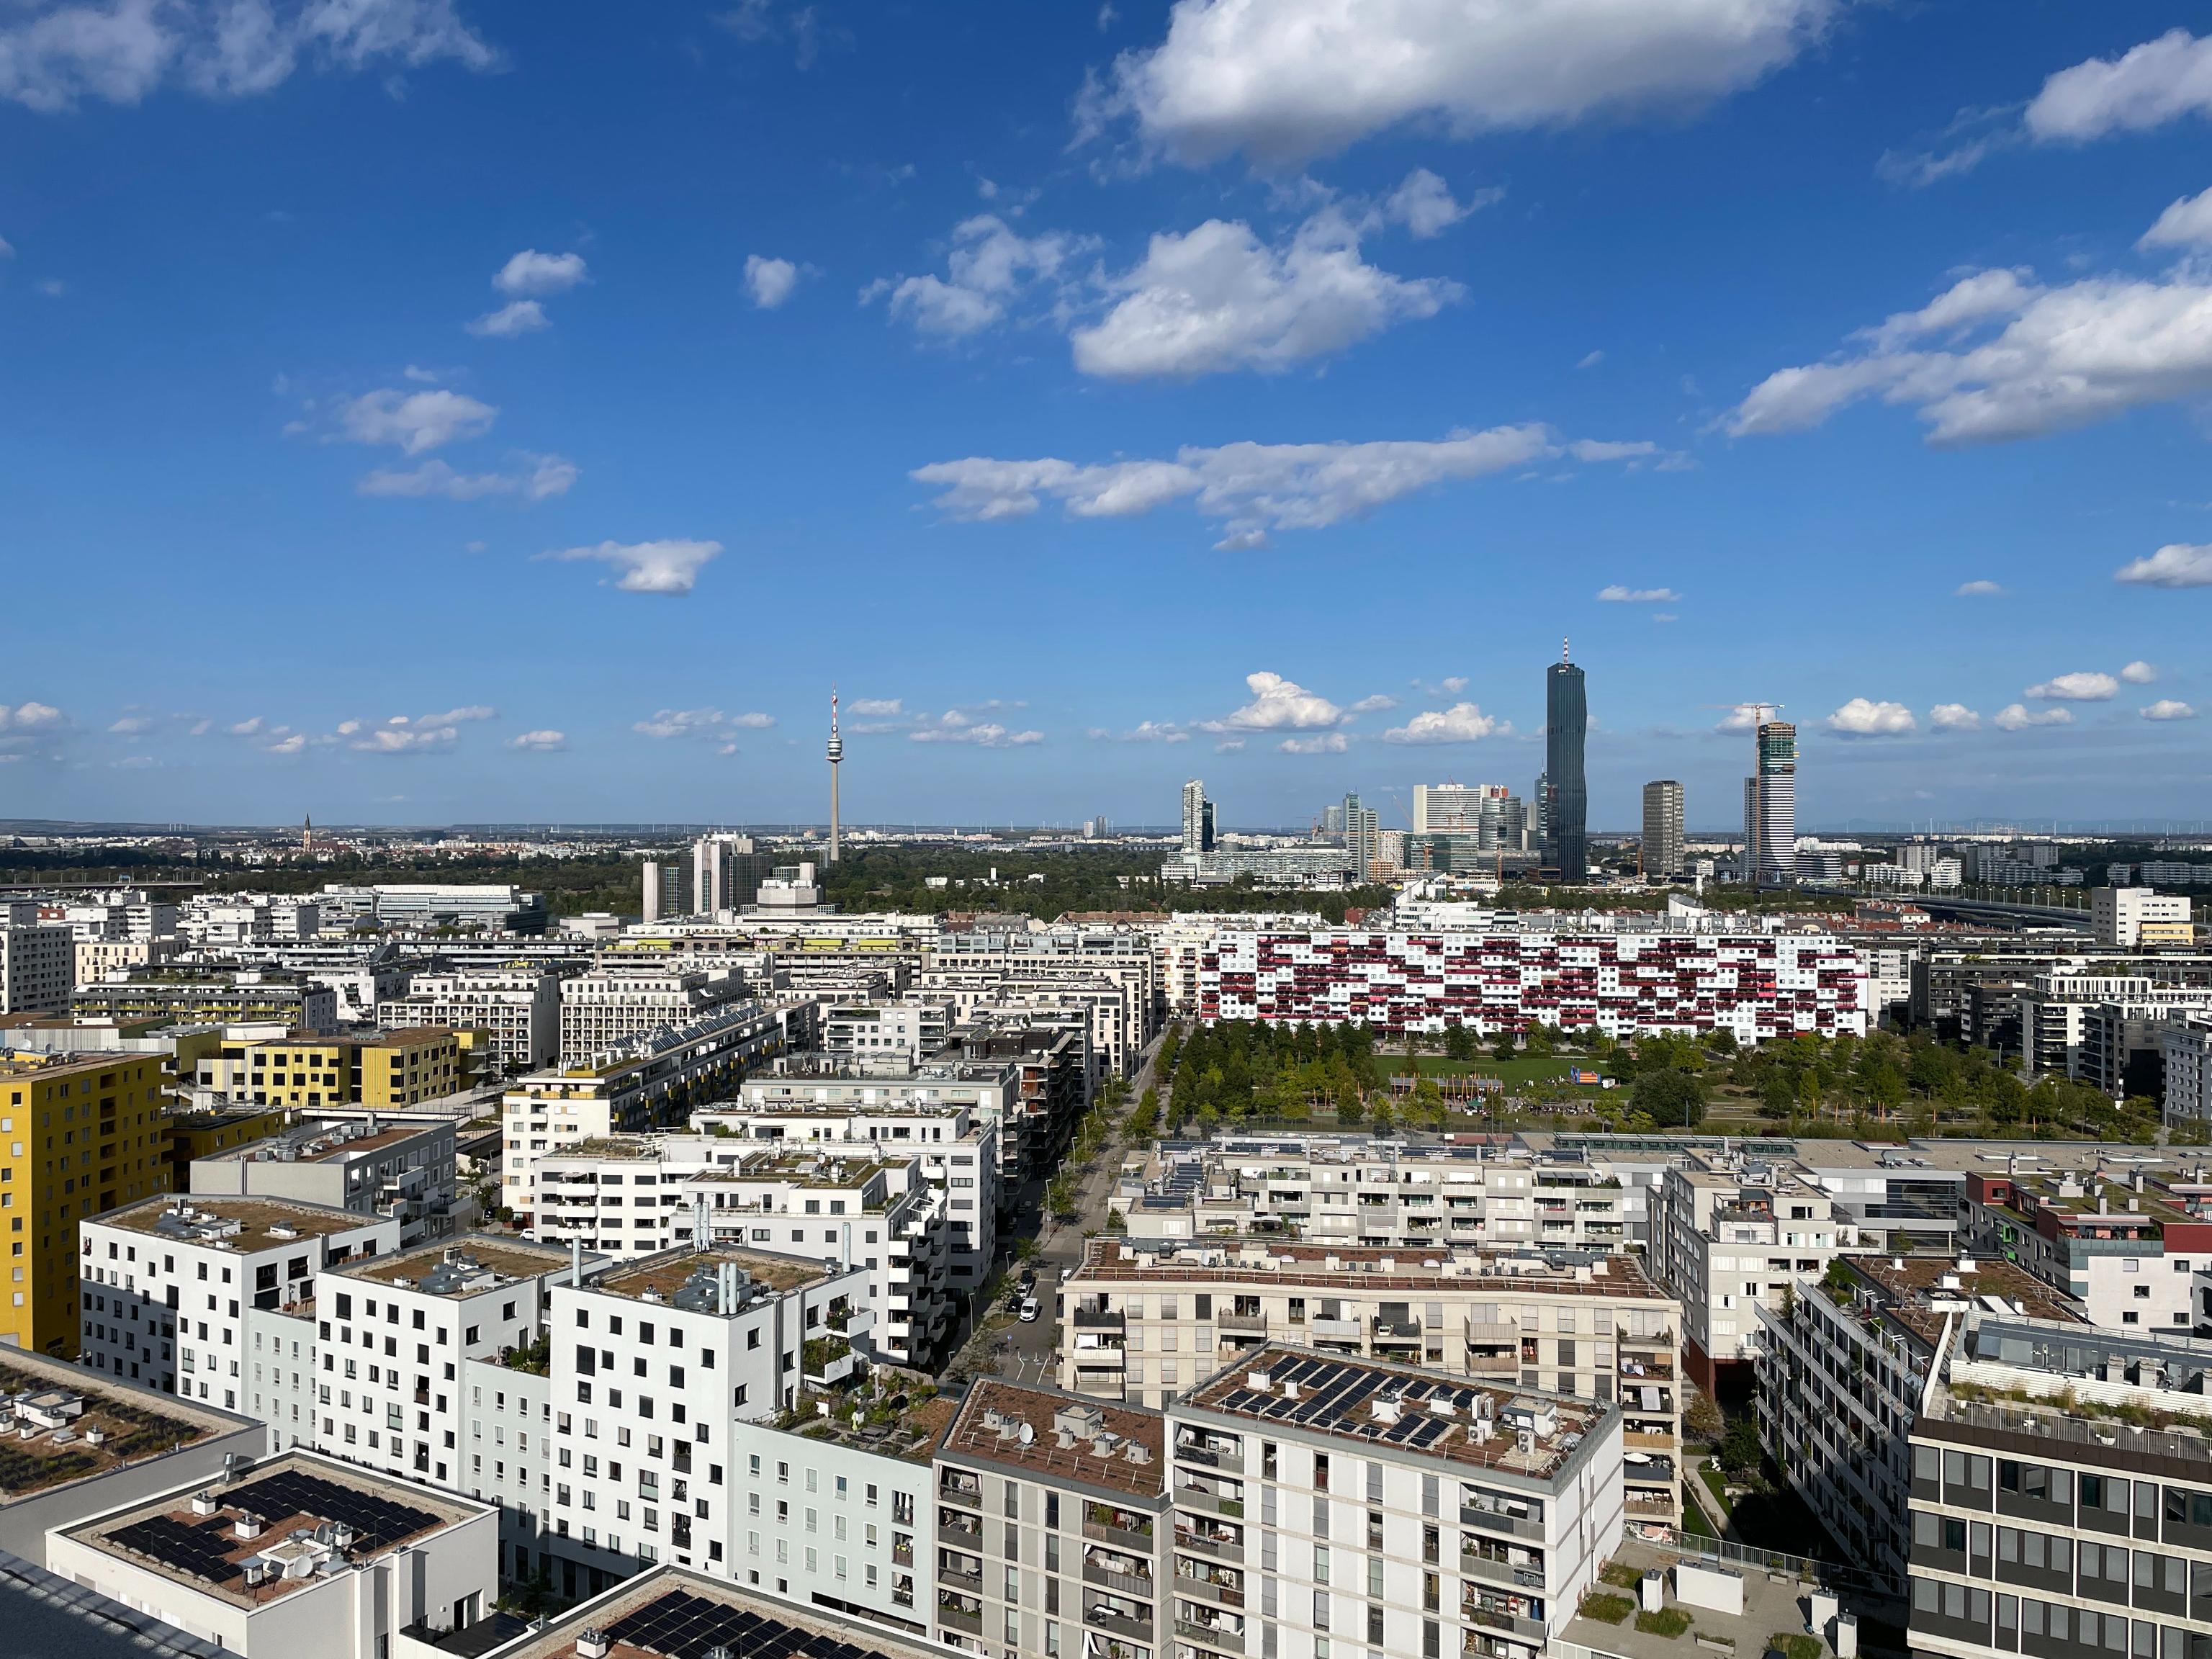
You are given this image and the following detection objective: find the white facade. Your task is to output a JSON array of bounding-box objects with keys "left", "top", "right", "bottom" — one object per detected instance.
[
  {"left": 383, "top": 967, "right": 564, "bottom": 1075},
  {"left": 1650, "top": 1158, "right": 1845, "bottom": 1382},
  {"left": 557, "top": 965, "right": 749, "bottom": 1065},
  {"left": 822, "top": 1000, "right": 956, "bottom": 1065},
  {"left": 2094, "top": 885, "right": 2194, "bottom": 947}
]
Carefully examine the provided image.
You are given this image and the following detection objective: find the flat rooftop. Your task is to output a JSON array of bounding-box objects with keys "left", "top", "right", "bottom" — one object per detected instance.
[
  {"left": 1560, "top": 1539, "right": 1839, "bottom": 1659},
  {"left": 340, "top": 1236, "right": 572, "bottom": 1295},
  {"left": 476, "top": 1567, "right": 945, "bottom": 1659},
  {"left": 595, "top": 1244, "right": 832, "bottom": 1303},
  {"left": 1076, "top": 1239, "right": 1671, "bottom": 1300},
  {"left": 940, "top": 1379, "right": 1166, "bottom": 1497},
  {"left": 1848, "top": 1254, "right": 2082, "bottom": 1340},
  {"left": 204, "top": 1121, "right": 439, "bottom": 1165},
  {"left": 62, "top": 1451, "right": 478, "bottom": 1609},
  {"left": 1183, "top": 1345, "right": 1611, "bottom": 1484},
  {"left": 0, "top": 1354, "right": 240, "bottom": 1503},
  {"left": 101, "top": 1197, "right": 376, "bottom": 1251},
  {"left": 797, "top": 1391, "right": 958, "bottom": 1467}
]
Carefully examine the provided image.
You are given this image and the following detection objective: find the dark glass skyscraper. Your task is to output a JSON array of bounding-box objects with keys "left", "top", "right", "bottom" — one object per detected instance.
[{"left": 1545, "top": 645, "right": 1588, "bottom": 881}]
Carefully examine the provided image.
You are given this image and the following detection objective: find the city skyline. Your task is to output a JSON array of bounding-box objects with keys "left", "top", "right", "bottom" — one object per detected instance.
[{"left": 5, "top": 4, "right": 2212, "bottom": 826}]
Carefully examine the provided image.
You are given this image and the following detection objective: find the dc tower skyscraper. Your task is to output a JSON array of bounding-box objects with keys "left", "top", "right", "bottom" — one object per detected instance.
[{"left": 1544, "top": 641, "right": 1588, "bottom": 882}]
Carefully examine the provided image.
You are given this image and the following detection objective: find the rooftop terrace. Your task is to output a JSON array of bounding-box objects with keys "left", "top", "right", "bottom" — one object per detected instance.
[
  {"left": 0, "top": 1357, "right": 236, "bottom": 1502},
  {"left": 340, "top": 1236, "right": 572, "bottom": 1295},
  {"left": 102, "top": 1197, "right": 378, "bottom": 1252},
  {"left": 1843, "top": 1254, "right": 2081, "bottom": 1342},
  {"left": 593, "top": 1244, "right": 835, "bottom": 1305},
  {"left": 940, "top": 1379, "right": 1166, "bottom": 1497},
  {"left": 1076, "top": 1238, "right": 1670, "bottom": 1300},
  {"left": 1184, "top": 1345, "right": 1612, "bottom": 1483}
]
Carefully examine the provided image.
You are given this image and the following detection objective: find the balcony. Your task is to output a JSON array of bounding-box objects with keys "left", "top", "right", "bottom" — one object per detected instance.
[
  {"left": 1085, "top": 1511, "right": 1156, "bottom": 1553},
  {"left": 1460, "top": 1550, "right": 1546, "bottom": 1593},
  {"left": 1074, "top": 1307, "right": 1126, "bottom": 1332},
  {"left": 1216, "top": 1311, "right": 1267, "bottom": 1338},
  {"left": 1459, "top": 1503, "right": 1543, "bottom": 1541},
  {"left": 1173, "top": 1438, "right": 1242, "bottom": 1474},
  {"left": 1370, "top": 1318, "right": 1422, "bottom": 1348},
  {"left": 938, "top": 1515, "right": 983, "bottom": 1547},
  {"left": 1086, "top": 1609, "right": 1154, "bottom": 1642},
  {"left": 938, "top": 1598, "right": 984, "bottom": 1638},
  {"left": 1174, "top": 1566, "right": 1244, "bottom": 1609},
  {"left": 1082, "top": 1557, "right": 1156, "bottom": 1599},
  {"left": 940, "top": 1473, "right": 982, "bottom": 1506},
  {"left": 1173, "top": 1528, "right": 1243, "bottom": 1565},
  {"left": 938, "top": 1561, "right": 984, "bottom": 1593},
  {"left": 1177, "top": 1617, "right": 1246, "bottom": 1653},
  {"left": 1175, "top": 1485, "right": 1244, "bottom": 1519}
]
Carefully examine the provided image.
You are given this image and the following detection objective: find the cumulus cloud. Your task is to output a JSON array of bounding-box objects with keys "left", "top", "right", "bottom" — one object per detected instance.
[
  {"left": 846, "top": 698, "right": 904, "bottom": 717},
  {"left": 2143, "top": 699, "right": 2198, "bottom": 721},
  {"left": 1995, "top": 703, "right": 2073, "bottom": 731},
  {"left": 541, "top": 538, "right": 722, "bottom": 595},
  {"left": 1382, "top": 168, "right": 1498, "bottom": 238},
  {"left": 1929, "top": 703, "right": 1981, "bottom": 731},
  {"left": 2141, "top": 186, "right": 2212, "bottom": 251},
  {"left": 1714, "top": 705, "right": 1763, "bottom": 733},
  {"left": 1382, "top": 702, "right": 1498, "bottom": 744},
  {"left": 358, "top": 452, "right": 577, "bottom": 502},
  {"left": 1278, "top": 733, "right": 1347, "bottom": 755},
  {"left": 1595, "top": 584, "right": 1680, "bottom": 603},
  {"left": 1087, "top": 721, "right": 1192, "bottom": 743},
  {"left": 2026, "top": 671, "right": 2118, "bottom": 701},
  {"left": 1955, "top": 579, "right": 2003, "bottom": 596},
  {"left": 633, "top": 708, "right": 773, "bottom": 755},
  {"left": 494, "top": 249, "right": 587, "bottom": 297},
  {"left": 0, "top": 701, "right": 63, "bottom": 732},
  {"left": 2025, "top": 30, "right": 2212, "bottom": 144},
  {"left": 909, "top": 715, "right": 1044, "bottom": 747},
  {"left": 1346, "top": 694, "right": 1398, "bottom": 715},
  {"left": 1727, "top": 245, "right": 2212, "bottom": 446},
  {"left": 467, "top": 300, "right": 549, "bottom": 338},
  {"left": 869, "top": 215, "right": 1092, "bottom": 337},
  {"left": 1201, "top": 671, "right": 1346, "bottom": 733},
  {"left": 352, "top": 722, "right": 459, "bottom": 754},
  {"left": 508, "top": 729, "right": 567, "bottom": 750},
  {"left": 0, "top": 0, "right": 499, "bottom": 113},
  {"left": 1082, "top": 0, "right": 1838, "bottom": 168},
  {"left": 2121, "top": 660, "right": 2160, "bottom": 685},
  {"left": 1069, "top": 206, "right": 1459, "bottom": 379},
  {"left": 2116, "top": 543, "right": 2212, "bottom": 588},
  {"left": 912, "top": 422, "right": 1653, "bottom": 544},
  {"left": 745, "top": 255, "right": 801, "bottom": 309},
  {"left": 1826, "top": 697, "right": 1916, "bottom": 736},
  {"left": 334, "top": 387, "right": 496, "bottom": 454}
]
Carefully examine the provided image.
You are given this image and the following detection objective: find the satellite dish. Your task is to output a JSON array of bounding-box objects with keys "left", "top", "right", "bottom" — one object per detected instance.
[{"left": 1019, "top": 1424, "right": 1034, "bottom": 1444}]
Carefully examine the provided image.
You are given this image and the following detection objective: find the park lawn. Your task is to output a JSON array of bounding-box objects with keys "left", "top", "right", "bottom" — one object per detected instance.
[{"left": 1410, "top": 1056, "right": 1611, "bottom": 1089}]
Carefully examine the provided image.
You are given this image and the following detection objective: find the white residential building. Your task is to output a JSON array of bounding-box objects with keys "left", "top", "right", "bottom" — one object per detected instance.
[
  {"left": 2092, "top": 885, "right": 2195, "bottom": 948},
  {"left": 822, "top": 1000, "right": 956, "bottom": 1066},
  {"left": 382, "top": 966, "right": 566, "bottom": 1076},
  {"left": 189, "top": 1115, "right": 457, "bottom": 1245},
  {"left": 77, "top": 1195, "right": 399, "bottom": 1405},
  {"left": 557, "top": 965, "right": 752, "bottom": 1066}
]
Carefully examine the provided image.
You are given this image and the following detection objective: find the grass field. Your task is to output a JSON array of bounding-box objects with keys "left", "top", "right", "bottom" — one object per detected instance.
[{"left": 1404, "top": 1056, "right": 1614, "bottom": 1089}]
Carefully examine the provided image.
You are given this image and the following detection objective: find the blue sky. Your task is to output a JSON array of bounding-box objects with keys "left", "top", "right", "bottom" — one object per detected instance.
[{"left": 6, "top": 1, "right": 2212, "bottom": 832}]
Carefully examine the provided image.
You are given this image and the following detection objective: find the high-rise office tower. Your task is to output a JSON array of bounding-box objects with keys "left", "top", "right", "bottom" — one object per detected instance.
[
  {"left": 1181, "top": 780, "right": 1215, "bottom": 854},
  {"left": 1340, "top": 793, "right": 1380, "bottom": 878},
  {"left": 1544, "top": 643, "right": 1588, "bottom": 881},
  {"left": 1534, "top": 771, "right": 1549, "bottom": 844},
  {"left": 1755, "top": 720, "right": 1798, "bottom": 886},
  {"left": 692, "top": 832, "right": 773, "bottom": 914},
  {"left": 1413, "top": 783, "right": 1526, "bottom": 851},
  {"left": 1641, "top": 781, "right": 1685, "bottom": 880},
  {"left": 1743, "top": 776, "right": 1761, "bottom": 883}
]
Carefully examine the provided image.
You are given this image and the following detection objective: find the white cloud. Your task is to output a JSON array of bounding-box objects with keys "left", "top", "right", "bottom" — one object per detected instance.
[
  {"left": 1213, "top": 738, "right": 1245, "bottom": 753},
  {"left": 1714, "top": 705, "right": 1761, "bottom": 732},
  {"left": 2025, "top": 29, "right": 2212, "bottom": 144},
  {"left": 1954, "top": 579, "right": 2003, "bottom": 596},
  {"left": 633, "top": 707, "right": 773, "bottom": 755},
  {"left": 1854, "top": 267, "right": 2041, "bottom": 351},
  {"left": 0, "top": 0, "right": 498, "bottom": 113},
  {"left": 1088, "top": 721, "right": 1191, "bottom": 743},
  {"left": 1202, "top": 671, "right": 1346, "bottom": 733},
  {"left": 1995, "top": 703, "right": 2073, "bottom": 730},
  {"left": 847, "top": 698, "right": 904, "bottom": 717},
  {"left": 1595, "top": 584, "right": 1680, "bottom": 603},
  {"left": 2121, "top": 660, "right": 2160, "bottom": 685},
  {"left": 871, "top": 215, "right": 1090, "bottom": 337},
  {"left": 493, "top": 249, "right": 587, "bottom": 297},
  {"left": 1346, "top": 693, "right": 1398, "bottom": 715},
  {"left": 745, "top": 254, "right": 800, "bottom": 309},
  {"left": 403, "top": 364, "right": 440, "bottom": 383},
  {"left": 352, "top": 723, "right": 458, "bottom": 754},
  {"left": 410, "top": 705, "right": 495, "bottom": 727},
  {"left": 228, "top": 716, "right": 264, "bottom": 736},
  {"left": 1826, "top": 697, "right": 1916, "bottom": 736},
  {"left": 358, "top": 452, "right": 577, "bottom": 502},
  {"left": 107, "top": 714, "right": 150, "bottom": 734},
  {"left": 2143, "top": 699, "right": 2198, "bottom": 721},
  {"left": 542, "top": 538, "right": 722, "bottom": 595},
  {"left": 335, "top": 387, "right": 495, "bottom": 454},
  {"left": 909, "top": 716, "right": 1044, "bottom": 748},
  {"left": 2116, "top": 543, "right": 2212, "bottom": 588},
  {"left": 2026, "top": 671, "right": 2118, "bottom": 701},
  {"left": 265, "top": 732, "right": 307, "bottom": 755},
  {"left": 1382, "top": 168, "right": 1497, "bottom": 238},
  {"left": 1730, "top": 261, "right": 2212, "bottom": 446},
  {"left": 0, "top": 237, "right": 12, "bottom": 259},
  {"left": 1070, "top": 206, "right": 1458, "bottom": 379},
  {"left": 2142, "top": 186, "right": 2212, "bottom": 250},
  {"left": 1382, "top": 702, "right": 1498, "bottom": 744},
  {"left": 1929, "top": 703, "right": 1981, "bottom": 730},
  {"left": 0, "top": 701, "right": 63, "bottom": 732},
  {"left": 913, "top": 422, "right": 1652, "bottom": 541},
  {"left": 1278, "top": 733, "right": 1347, "bottom": 755},
  {"left": 508, "top": 729, "right": 567, "bottom": 750},
  {"left": 1576, "top": 349, "right": 1604, "bottom": 369},
  {"left": 467, "top": 299, "right": 549, "bottom": 338},
  {"left": 1085, "top": 0, "right": 1837, "bottom": 167}
]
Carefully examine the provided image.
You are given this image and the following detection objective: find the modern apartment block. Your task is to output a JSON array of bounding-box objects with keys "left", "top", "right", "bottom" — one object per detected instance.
[
  {"left": 72, "top": 968, "right": 339, "bottom": 1033},
  {"left": 200, "top": 1026, "right": 469, "bottom": 1110},
  {"left": 499, "top": 999, "right": 805, "bottom": 1220},
  {"left": 1058, "top": 1239, "right": 1682, "bottom": 1526},
  {"left": 557, "top": 965, "right": 752, "bottom": 1065},
  {"left": 1648, "top": 1153, "right": 1847, "bottom": 1394},
  {"left": 1640, "top": 781, "right": 1686, "bottom": 881},
  {"left": 190, "top": 1114, "right": 457, "bottom": 1244},
  {"left": 381, "top": 966, "right": 566, "bottom": 1076},
  {"left": 2164, "top": 1013, "right": 2212, "bottom": 1130},
  {"left": 1961, "top": 1166, "right": 2212, "bottom": 1330},
  {"left": 1755, "top": 1253, "right": 2079, "bottom": 1586},
  {"left": 0, "top": 925, "right": 72, "bottom": 1016},
  {"left": 77, "top": 1194, "right": 398, "bottom": 1408},
  {"left": 2092, "top": 886, "right": 2195, "bottom": 948},
  {"left": 0, "top": 1048, "right": 176, "bottom": 1355},
  {"left": 1197, "top": 926, "right": 1868, "bottom": 1043},
  {"left": 932, "top": 1377, "right": 1172, "bottom": 1659},
  {"left": 1115, "top": 1142, "right": 1629, "bottom": 1254},
  {"left": 822, "top": 1000, "right": 956, "bottom": 1066},
  {"left": 526, "top": 1135, "right": 957, "bottom": 1366},
  {"left": 1170, "top": 1344, "right": 1625, "bottom": 1659},
  {"left": 1902, "top": 1314, "right": 2212, "bottom": 1659}
]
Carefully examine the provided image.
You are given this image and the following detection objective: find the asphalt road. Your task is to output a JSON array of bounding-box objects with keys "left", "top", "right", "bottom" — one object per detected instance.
[{"left": 956, "top": 1021, "right": 1175, "bottom": 1388}]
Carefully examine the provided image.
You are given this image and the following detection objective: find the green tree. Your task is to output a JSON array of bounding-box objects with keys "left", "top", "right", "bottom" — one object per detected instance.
[
  {"left": 1719, "top": 1415, "right": 1763, "bottom": 1476},
  {"left": 1632, "top": 1068, "right": 1707, "bottom": 1128}
]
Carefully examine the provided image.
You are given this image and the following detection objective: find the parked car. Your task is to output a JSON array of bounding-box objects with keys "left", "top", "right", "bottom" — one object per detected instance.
[{"left": 1019, "top": 1297, "right": 1041, "bottom": 1323}]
